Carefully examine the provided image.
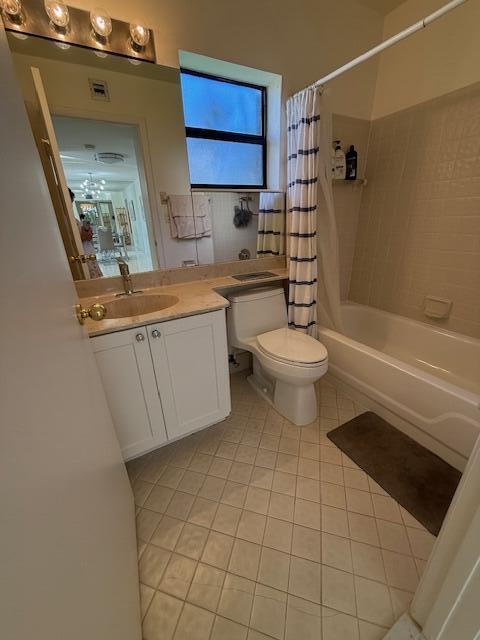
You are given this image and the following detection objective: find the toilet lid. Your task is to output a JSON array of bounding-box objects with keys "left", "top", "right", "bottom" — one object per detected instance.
[{"left": 257, "top": 328, "right": 328, "bottom": 365}]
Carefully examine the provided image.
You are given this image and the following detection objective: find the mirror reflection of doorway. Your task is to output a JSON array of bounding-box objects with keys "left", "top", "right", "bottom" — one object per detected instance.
[{"left": 53, "top": 115, "right": 156, "bottom": 277}]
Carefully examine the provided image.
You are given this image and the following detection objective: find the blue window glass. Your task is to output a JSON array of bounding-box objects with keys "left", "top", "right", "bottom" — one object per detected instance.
[
  {"left": 180, "top": 73, "right": 263, "bottom": 135},
  {"left": 186, "top": 138, "right": 263, "bottom": 186},
  {"left": 180, "top": 70, "right": 266, "bottom": 188}
]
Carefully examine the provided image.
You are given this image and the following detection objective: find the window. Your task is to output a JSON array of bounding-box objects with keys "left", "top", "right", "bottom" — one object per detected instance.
[{"left": 180, "top": 69, "right": 267, "bottom": 189}]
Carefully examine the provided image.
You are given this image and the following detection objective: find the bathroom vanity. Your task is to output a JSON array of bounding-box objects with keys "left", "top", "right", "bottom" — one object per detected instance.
[
  {"left": 85, "top": 270, "right": 287, "bottom": 459},
  {"left": 91, "top": 310, "right": 230, "bottom": 459}
]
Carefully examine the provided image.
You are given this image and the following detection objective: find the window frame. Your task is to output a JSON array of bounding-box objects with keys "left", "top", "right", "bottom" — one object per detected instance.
[{"left": 180, "top": 68, "right": 267, "bottom": 190}]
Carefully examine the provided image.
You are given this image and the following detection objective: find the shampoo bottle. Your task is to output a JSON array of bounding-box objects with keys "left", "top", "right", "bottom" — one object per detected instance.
[
  {"left": 346, "top": 145, "right": 358, "bottom": 180},
  {"left": 334, "top": 141, "right": 346, "bottom": 180}
]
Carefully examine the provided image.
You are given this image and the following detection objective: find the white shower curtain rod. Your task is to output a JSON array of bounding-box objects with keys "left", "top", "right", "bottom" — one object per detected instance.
[{"left": 299, "top": 0, "right": 469, "bottom": 94}]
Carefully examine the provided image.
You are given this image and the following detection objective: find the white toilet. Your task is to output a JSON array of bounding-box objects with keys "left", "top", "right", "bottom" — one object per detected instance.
[{"left": 227, "top": 286, "right": 328, "bottom": 426}]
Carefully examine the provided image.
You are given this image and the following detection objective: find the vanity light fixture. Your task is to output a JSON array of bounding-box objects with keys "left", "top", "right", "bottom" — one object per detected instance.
[
  {"left": 129, "top": 22, "right": 150, "bottom": 51},
  {"left": 90, "top": 7, "right": 112, "bottom": 40},
  {"left": 0, "top": 0, "right": 24, "bottom": 24},
  {"left": 44, "top": 0, "right": 69, "bottom": 30},
  {"left": 1, "top": 0, "right": 155, "bottom": 63}
]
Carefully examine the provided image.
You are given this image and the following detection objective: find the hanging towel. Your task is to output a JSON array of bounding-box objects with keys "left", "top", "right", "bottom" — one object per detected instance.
[
  {"left": 257, "top": 192, "right": 286, "bottom": 257},
  {"left": 191, "top": 194, "right": 212, "bottom": 237},
  {"left": 168, "top": 194, "right": 211, "bottom": 239}
]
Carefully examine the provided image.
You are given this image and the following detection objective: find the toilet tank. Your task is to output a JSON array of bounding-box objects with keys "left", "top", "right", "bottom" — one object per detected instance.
[{"left": 227, "top": 286, "right": 288, "bottom": 348}]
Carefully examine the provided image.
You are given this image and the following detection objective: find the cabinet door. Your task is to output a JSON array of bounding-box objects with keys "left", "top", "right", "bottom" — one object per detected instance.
[
  {"left": 148, "top": 310, "right": 231, "bottom": 440},
  {"left": 91, "top": 327, "right": 167, "bottom": 459}
]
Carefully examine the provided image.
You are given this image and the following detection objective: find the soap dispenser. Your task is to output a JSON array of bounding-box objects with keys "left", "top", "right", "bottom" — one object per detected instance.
[{"left": 333, "top": 140, "right": 346, "bottom": 180}]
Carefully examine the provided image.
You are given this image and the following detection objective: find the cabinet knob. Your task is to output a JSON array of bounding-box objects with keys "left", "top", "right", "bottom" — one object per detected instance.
[
  {"left": 151, "top": 329, "right": 161, "bottom": 339},
  {"left": 135, "top": 333, "right": 145, "bottom": 342}
]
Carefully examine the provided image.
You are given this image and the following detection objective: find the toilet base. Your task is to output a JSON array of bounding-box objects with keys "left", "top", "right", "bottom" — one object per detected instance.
[
  {"left": 247, "top": 373, "right": 274, "bottom": 408},
  {"left": 274, "top": 380, "right": 318, "bottom": 426},
  {"left": 247, "top": 367, "right": 318, "bottom": 426}
]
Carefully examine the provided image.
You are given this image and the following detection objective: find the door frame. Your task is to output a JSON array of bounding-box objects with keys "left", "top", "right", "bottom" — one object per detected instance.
[
  {"left": 48, "top": 105, "right": 164, "bottom": 271},
  {"left": 408, "top": 432, "right": 480, "bottom": 639},
  {"left": 30, "top": 67, "right": 89, "bottom": 280}
]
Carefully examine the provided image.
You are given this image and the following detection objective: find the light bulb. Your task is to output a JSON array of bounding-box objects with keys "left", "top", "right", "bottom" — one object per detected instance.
[
  {"left": 90, "top": 7, "right": 112, "bottom": 38},
  {"left": 94, "top": 50, "right": 108, "bottom": 58},
  {"left": 55, "top": 41, "right": 70, "bottom": 50},
  {"left": 0, "top": 0, "right": 22, "bottom": 17},
  {"left": 44, "top": 0, "right": 69, "bottom": 28},
  {"left": 129, "top": 23, "right": 150, "bottom": 48}
]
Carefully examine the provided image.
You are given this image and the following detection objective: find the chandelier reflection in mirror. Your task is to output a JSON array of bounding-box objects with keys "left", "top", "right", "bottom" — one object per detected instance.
[
  {"left": 80, "top": 173, "right": 106, "bottom": 199},
  {"left": 0, "top": 0, "right": 155, "bottom": 63}
]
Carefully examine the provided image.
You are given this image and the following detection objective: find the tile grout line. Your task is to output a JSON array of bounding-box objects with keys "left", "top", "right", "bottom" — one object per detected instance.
[
  {"left": 132, "top": 375, "right": 432, "bottom": 638},
  {"left": 143, "top": 523, "right": 417, "bottom": 602},
  {"left": 138, "top": 487, "right": 427, "bottom": 566}
]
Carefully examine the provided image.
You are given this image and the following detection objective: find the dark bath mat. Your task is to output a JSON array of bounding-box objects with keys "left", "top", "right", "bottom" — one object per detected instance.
[{"left": 327, "top": 412, "right": 462, "bottom": 536}]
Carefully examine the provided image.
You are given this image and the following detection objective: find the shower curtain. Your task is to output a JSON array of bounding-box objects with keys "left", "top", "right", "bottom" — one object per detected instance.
[
  {"left": 286, "top": 87, "right": 343, "bottom": 334},
  {"left": 257, "top": 192, "right": 286, "bottom": 257}
]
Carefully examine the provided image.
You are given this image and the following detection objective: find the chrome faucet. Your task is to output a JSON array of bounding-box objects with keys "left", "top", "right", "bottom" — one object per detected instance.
[{"left": 116, "top": 258, "right": 141, "bottom": 296}]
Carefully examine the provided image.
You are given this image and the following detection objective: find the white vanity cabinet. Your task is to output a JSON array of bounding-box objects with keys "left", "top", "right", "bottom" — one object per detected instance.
[
  {"left": 91, "top": 325, "right": 167, "bottom": 459},
  {"left": 147, "top": 311, "right": 231, "bottom": 441},
  {"left": 91, "top": 310, "right": 231, "bottom": 459}
]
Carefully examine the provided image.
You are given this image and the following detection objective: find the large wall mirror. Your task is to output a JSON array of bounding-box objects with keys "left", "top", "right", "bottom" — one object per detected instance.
[{"left": 7, "top": 33, "right": 285, "bottom": 281}]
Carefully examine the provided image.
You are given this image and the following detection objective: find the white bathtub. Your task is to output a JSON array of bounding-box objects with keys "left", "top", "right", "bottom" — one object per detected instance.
[{"left": 318, "top": 303, "right": 480, "bottom": 470}]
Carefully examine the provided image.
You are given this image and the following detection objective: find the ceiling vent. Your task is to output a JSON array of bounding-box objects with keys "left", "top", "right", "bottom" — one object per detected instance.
[
  {"left": 95, "top": 152, "right": 125, "bottom": 164},
  {"left": 89, "top": 78, "right": 110, "bottom": 101}
]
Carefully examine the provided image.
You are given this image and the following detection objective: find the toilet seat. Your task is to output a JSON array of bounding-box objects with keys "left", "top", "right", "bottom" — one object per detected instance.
[{"left": 257, "top": 327, "right": 328, "bottom": 368}]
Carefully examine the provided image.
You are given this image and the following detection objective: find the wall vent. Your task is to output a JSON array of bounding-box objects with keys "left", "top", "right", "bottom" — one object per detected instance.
[{"left": 89, "top": 78, "right": 110, "bottom": 102}]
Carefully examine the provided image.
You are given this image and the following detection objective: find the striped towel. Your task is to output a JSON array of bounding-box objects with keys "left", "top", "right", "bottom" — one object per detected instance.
[{"left": 256, "top": 192, "right": 285, "bottom": 257}]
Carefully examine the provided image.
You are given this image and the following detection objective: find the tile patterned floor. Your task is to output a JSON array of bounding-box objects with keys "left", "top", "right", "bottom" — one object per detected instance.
[{"left": 127, "top": 373, "right": 436, "bottom": 640}]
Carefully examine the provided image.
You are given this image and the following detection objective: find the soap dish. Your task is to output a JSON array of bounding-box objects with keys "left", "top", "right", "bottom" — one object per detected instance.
[
  {"left": 232, "top": 272, "right": 277, "bottom": 282},
  {"left": 423, "top": 296, "right": 452, "bottom": 319}
]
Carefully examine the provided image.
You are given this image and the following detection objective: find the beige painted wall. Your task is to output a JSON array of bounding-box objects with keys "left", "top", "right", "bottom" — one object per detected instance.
[
  {"left": 372, "top": 0, "right": 480, "bottom": 119},
  {"left": 68, "top": 0, "right": 384, "bottom": 119}
]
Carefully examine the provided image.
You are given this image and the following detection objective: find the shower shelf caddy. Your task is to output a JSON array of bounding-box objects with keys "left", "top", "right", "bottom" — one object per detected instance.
[{"left": 333, "top": 177, "right": 367, "bottom": 186}]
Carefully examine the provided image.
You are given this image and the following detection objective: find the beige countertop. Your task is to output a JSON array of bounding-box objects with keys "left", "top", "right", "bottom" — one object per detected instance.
[{"left": 82, "top": 269, "right": 288, "bottom": 337}]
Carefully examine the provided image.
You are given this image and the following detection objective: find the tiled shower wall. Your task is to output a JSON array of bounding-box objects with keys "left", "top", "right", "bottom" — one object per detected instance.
[
  {"left": 207, "top": 193, "right": 260, "bottom": 264},
  {"left": 332, "top": 115, "right": 371, "bottom": 300},
  {"left": 349, "top": 83, "right": 480, "bottom": 339}
]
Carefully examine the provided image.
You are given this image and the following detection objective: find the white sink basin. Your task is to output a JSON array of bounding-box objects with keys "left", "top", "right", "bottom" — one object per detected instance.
[{"left": 104, "top": 294, "right": 179, "bottom": 319}]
